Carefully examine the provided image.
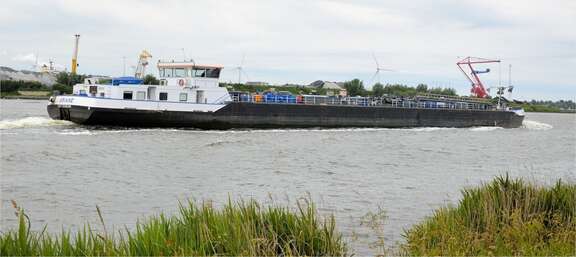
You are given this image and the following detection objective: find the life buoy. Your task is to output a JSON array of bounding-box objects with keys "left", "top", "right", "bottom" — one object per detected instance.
[{"left": 178, "top": 79, "right": 185, "bottom": 87}]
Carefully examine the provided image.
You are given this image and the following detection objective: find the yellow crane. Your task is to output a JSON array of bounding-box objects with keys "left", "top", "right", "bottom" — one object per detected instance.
[
  {"left": 135, "top": 50, "right": 152, "bottom": 79},
  {"left": 71, "top": 34, "right": 80, "bottom": 74}
]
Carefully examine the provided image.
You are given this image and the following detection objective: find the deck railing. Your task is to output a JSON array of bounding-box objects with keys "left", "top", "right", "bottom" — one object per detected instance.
[{"left": 228, "top": 94, "right": 498, "bottom": 111}]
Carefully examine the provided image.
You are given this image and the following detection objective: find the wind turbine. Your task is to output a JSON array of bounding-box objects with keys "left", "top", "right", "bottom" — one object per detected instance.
[
  {"left": 369, "top": 52, "right": 394, "bottom": 86},
  {"left": 234, "top": 54, "right": 249, "bottom": 84}
]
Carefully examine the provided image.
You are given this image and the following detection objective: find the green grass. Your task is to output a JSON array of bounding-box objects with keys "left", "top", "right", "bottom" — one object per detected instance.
[
  {"left": 0, "top": 199, "right": 347, "bottom": 256},
  {"left": 401, "top": 175, "right": 576, "bottom": 256}
]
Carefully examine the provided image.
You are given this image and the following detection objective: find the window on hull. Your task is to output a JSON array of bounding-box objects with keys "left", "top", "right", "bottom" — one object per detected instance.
[
  {"left": 136, "top": 91, "right": 146, "bottom": 100},
  {"left": 159, "top": 92, "right": 168, "bottom": 101},
  {"left": 179, "top": 93, "right": 188, "bottom": 102},
  {"left": 123, "top": 91, "right": 133, "bottom": 100}
]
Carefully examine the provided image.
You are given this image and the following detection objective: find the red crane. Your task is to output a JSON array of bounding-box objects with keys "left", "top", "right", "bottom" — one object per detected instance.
[{"left": 457, "top": 57, "right": 500, "bottom": 98}]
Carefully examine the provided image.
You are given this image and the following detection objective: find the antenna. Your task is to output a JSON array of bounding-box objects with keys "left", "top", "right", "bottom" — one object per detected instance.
[
  {"left": 508, "top": 64, "right": 513, "bottom": 99},
  {"left": 508, "top": 64, "right": 512, "bottom": 86},
  {"left": 122, "top": 56, "right": 126, "bottom": 76},
  {"left": 181, "top": 48, "right": 187, "bottom": 60},
  {"left": 498, "top": 60, "right": 502, "bottom": 86}
]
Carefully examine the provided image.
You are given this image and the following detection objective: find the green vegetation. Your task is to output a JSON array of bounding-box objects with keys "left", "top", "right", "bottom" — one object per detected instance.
[
  {"left": 520, "top": 104, "right": 564, "bottom": 113},
  {"left": 0, "top": 199, "right": 347, "bottom": 257},
  {"left": 0, "top": 80, "right": 50, "bottom": 97},
  {"left": 224, "top": 79, "right": 457, "bottom": 98},
  {"left": 142, "top": 74, "right": 159, "bottom": 85},
  {"left": 52, "top": 72, "right": 87, "bottom": 94},
  {"left": 508, "top": 100, "right": 576, "bottom": 113},
  {"left": 380, "top": 83, "right": 457, "bottom": 97},
  {"left": 342, "top": 79, "right": 366, "bottom": 96},
  {"left": 222, "top": 83, "right": 325, "bottom": 95},
  {"left": 402, "top": 175, "right": 576, "bottom": 256},
  {"left": 1, "top": 176, "right": 574, "bottom": 256}
]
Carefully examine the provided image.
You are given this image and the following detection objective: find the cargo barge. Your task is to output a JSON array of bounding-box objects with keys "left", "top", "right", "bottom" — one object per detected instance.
[{"left": 47, "top": 59, "right": 525, "bottom": 129}]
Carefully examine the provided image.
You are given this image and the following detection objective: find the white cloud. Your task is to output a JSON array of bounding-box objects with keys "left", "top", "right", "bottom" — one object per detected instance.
[{"left": 11, "top": 53, "right": 36, "bottom": 63}]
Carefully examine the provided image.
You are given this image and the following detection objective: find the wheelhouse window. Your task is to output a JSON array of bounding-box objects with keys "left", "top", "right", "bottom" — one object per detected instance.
[
  {"left": 179, "top": 93, "right": 188, "bottom": 101},
  {"left": 206, "top": 68, "right": 221, "bottom": 78},
  {"left": 89, "top": 86, "right": 98, "bottom": 95},
  {"left": 193, "top": 68, "right": 206, "bottom": 77},
  {"left": 123, "top": 91, "right": 133, "bottom": 100},
  {"left": 136, "top": 91, "right": 146, "bottom": 100},
  {"left": 174, "top": 68, "right": 187, "bottom": 77},
  {"left": 162, "top": 68, "right": 174, "bottom": 77},
  {"left": 159, "top": 92, "right": 168, "bottom": 101}
]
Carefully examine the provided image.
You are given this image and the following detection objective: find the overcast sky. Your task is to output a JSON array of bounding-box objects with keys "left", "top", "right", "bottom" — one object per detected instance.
[{"left": 1, "top": 0, "right": 574, "bottom": 100}]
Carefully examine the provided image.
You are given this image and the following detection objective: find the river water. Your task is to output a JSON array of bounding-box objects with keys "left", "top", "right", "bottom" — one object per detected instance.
[{"left": 1, "top": 99, "right": 575, "bottom": 255}]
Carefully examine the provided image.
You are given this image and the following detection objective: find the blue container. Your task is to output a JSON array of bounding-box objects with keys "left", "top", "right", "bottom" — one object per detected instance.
[
  {"left": 112, "top": 76, "right": 143, "bottom": 85},
  {"left": 264, "top": 93, "right": 276, "bottom": 103}
]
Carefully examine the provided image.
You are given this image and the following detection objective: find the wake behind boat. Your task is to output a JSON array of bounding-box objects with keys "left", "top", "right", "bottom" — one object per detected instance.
[{"left": 47, "top": 57, "right": 524, "bottom": 129}]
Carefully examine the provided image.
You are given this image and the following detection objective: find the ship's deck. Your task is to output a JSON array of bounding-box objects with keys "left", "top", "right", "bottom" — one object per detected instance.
[{"left": 228, "top": 92, "right": 501, "bottom": 112}]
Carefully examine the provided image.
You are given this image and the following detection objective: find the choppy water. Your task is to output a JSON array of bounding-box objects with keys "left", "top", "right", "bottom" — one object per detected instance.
[{"left": 1, "top": 99, "right": 575, "bottom": 255}]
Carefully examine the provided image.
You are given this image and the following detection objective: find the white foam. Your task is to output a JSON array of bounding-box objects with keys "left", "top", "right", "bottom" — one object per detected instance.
[
  {"left": 0, "top": 117, "right": 73, "bottom": 130},
  {"left": 410, "top": 127, "right": 456, "bottom": 132},
  {"left": 58, "top": 130, "right": 94, "bottom": 135},
  {"left": 522, "top": 120, "right": 553, "bottom": 130},
  {"left": 469, "top": 127, "right": 503, "bottom": 132}
]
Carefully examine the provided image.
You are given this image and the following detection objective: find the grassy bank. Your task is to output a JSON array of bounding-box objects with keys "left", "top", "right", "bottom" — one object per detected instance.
[
  {"left": 0, "top": 199, "right": 347, "bottom": 256},
  {"left": 2, "top": 176, "right": 574, "bottom": 256},
  {"left": 1, "top": 90, "right": 51, "bottom": 99},
  {"left": 402, "top": 176, "right": 576, "bottom": 256}
]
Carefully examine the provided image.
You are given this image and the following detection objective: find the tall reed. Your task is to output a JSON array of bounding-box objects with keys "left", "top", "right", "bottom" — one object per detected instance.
[
  {"left": 402, "top": 175, "right": 576, "bottom": 256},
  {"left": 1, "top": 199, "right": 348, "bottom": 256}
]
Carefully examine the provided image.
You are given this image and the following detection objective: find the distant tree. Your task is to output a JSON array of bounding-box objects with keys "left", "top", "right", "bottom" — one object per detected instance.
[
  {"left": 441, "top": 88, "right": 457, "bottom": 96},
  {"left": 429, "top": 87, "right": 457, "bottom": 96},
  {"left": 343, "top": 79, "right": 366, "bottom": 96},
  {"left": 416, "top": 84, "right": 428, "bottom": 92},
  {"left": 142, "top": 74, "right": 159, "bottom": 85},
  {"left": 0, "top": 80, "right": 48, "bottom": 92},
  {"left": 372, "top": 83, "right": 385, "bottom": 97},
  {"left": 52, "top": 83, "right": 72, "bottom": 94},
  {"left": 56, "top": 72, "right": 85, "bottom": 86},
  {"left": 383, "top": 84, "right": 417, "bottom": 96},
  {"left": 0, "top": 80, "right": 20, "bottom": 92}
]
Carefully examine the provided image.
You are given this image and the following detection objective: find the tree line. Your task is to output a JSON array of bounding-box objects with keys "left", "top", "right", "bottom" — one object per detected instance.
[
  {"left": 0, "top": 72, "right": 87, "bottom": 95},
  {"left": 343, "top": 79, "right": 457, "bottom": 97}
]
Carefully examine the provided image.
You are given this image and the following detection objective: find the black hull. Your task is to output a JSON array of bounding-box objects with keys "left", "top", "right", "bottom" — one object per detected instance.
[{"left": 48, "top": 102, "right": 524, "bottom": 129}]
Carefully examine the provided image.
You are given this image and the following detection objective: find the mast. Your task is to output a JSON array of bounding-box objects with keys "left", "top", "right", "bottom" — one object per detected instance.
[{"left": 71, "top": 34, "right": 80, "bottom": 74}]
